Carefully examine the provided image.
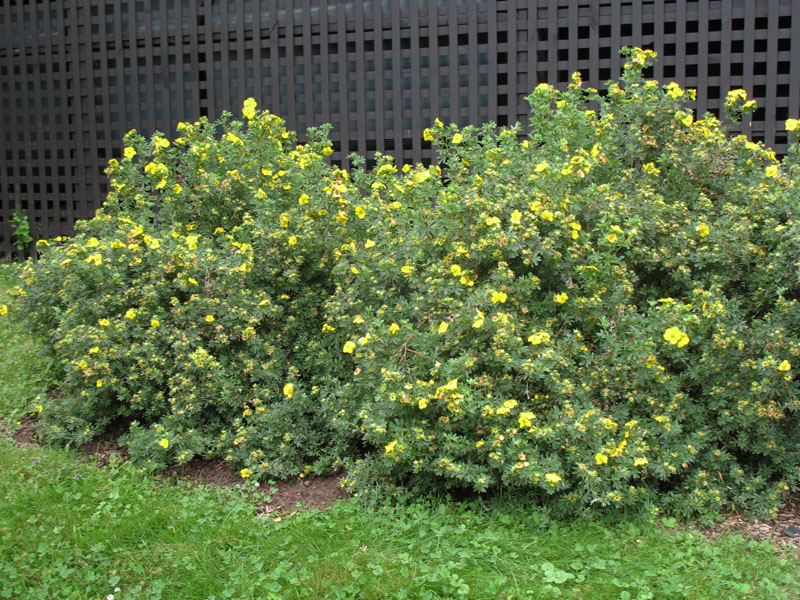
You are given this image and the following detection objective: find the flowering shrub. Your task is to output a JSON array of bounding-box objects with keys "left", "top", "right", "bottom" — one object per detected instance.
[{"left": 13, "top": 48, "right": 800, "bottom": 517}]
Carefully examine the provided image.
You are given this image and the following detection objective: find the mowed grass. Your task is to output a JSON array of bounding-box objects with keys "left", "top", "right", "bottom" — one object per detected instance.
[{"left": 0, "top": 263, "right": 798, "bottom": 600}]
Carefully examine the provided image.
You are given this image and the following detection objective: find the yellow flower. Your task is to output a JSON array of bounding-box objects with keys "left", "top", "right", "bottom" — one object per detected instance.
[
  {"left": 491, "top": 291, "right": 507, "bottom": 304},
  {"left": 527, "top": 331, "right": 550, "bottom": 345},
  {"left": 438, "top": 321, "right": 449, "bottom": 334},
  {"left": 541, "top": 210, "right": 554, "bottom": 222},
  {"left": 123, "top": 147, "right": 136, "bottom": 159},
  {"left": 185, "top": 235, "right": 199, "bottom": 249},
  {"left": 385, "top": 440, "right": 401, "bottom": 455},
  {"left": 423, "top": 128, "right": 434, "bottom": 142},
  {"left": 663, "top": 327, "right": 689, "bottom": 347},
  {"left": 401, "top": 265, "right": 414, "bottom": 276},
  {"left": 298, "top": 193, "right": 310, "bottom": 205},
  {"left": 485, "top": 216, "right": 501, "bottom": 227},
  {"left": 606, "top": 233, "right": 618, "bottom": 243},
  {"left": 283, "top": 383, "right": 294, "bottom": 398},
  {"left": 153, "top": 137, "right": 170, "bottom": 149},
  {"left": 205, "top": 314, "right": 215, "bottom": 323},
  {"left": 125, "top": 309, "right": 137, "bottom": 320},
  {"left": 352, "top": 315, "right": 365, "bottom": 324},
  {"left": 86, "top": 253, "right": 103, "bottom": 266},
  {"left": 696, "top": 224, "right": 710, "bottom": 237},
  {"left": 150, "top": 319, "right": 160, "bottom": 328},
  {"left": 288, "top": 236, "right": 298, "bottom": 246},
  {"left": 188, "top": 277, "right": 198, "bottom": 285},
  {"left": 86, "top": 237, "right": 100, "bottom": 248},
  {"left": 156, "top": 438, "right": 169, "bottom": 449},
  {"left": 633, "top": 457, "right": 649, "bottom": 467},
  {"left": 240, "top": 467, "right": 253, "bottom": 478},
  {"left": 354, "top": 206, "right": 366, "bottom": 219},
  {"left": 554, "top": 293, "right": 568, "bottom": 304},
  {"left": 0, "top": 305, "right": 7, "bottom": 317},
  {"left": 322, "top": 323, "right": 335, "bottom": 333},
  {"left": 595, "top": 453, "right": 609, "bottom": 465},
  {"left": 35, "top": 405, "right": 43, "bottom": 413},
  {"left": 98, "top": 318, "right": 110, "bottom": 327},
  {"left": 765, "top": 165, "right": 778, "bottom": 178},
  {"left": 452, "top": 132, "right": 463, "bottom": 144},
  {"left": 450, "top": 264, "right": 463, "bottom": 277},
  {"left": 389, "top": 323, "right": 400, "bottom": 335},
  {"left": 535, "top": 161, "right": 550, "bottom": 173},
  {"left": 472, "top": 310, "right": 485, "bottom": 329},
  {"left": 242, "top": 97, "right": 257, "bottom": 119},
  {"left": 544, "top": 473, "right": 562, "bottom": 484},
  {"left": 518, "top": 412, "right": 535, "bottom": 428},
  {"left": 96, "top": 379, "right": 105, "bottom": 388},
  {"left": 786, "top": 119, "right": 800, "bottom": 133},
  {"left": 342, "top": 341, "right": 356, "bottom": 354},
  {"left": 778, "top": 360, "right": 791, "bottom": 372},
  {"left": 322, "top": 146, "right": 334, "bottom": 156},
  {"left": 510, "top": 210, "right": 522, "bottom": 225},
  {"left": 364, "top": 239, "right": 376, "bottom": 249}
]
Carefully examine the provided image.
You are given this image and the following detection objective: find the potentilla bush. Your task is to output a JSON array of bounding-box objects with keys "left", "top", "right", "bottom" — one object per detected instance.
[
  {"left": 12, "top": 48, "right": 800, "bottom": 518},
  {"left": 16, "top": 106, "right": 365, "bottom": 476},
  {"left": 326, "top": 48, "right": 800, "bottom": 518}
]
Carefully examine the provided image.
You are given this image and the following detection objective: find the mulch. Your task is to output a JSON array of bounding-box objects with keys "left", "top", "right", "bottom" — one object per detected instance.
[{"left": 2, "top": 415, "right": 799, "bottom": 550}]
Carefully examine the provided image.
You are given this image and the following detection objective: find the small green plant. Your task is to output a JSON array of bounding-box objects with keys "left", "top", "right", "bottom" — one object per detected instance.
[{"left": 10, "top": 210, "right": 33, "bottom": 252}]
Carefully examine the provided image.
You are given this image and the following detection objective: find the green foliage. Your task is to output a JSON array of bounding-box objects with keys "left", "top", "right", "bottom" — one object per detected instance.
[
  {"left": 1, "top": 439, "right": 797, "bottom": 600},
  {"left": 13, "top": 47, "right": 800, "bottom": 518},
  {"left": 10, "top": 211, "right": 33, "bottom": 252}
]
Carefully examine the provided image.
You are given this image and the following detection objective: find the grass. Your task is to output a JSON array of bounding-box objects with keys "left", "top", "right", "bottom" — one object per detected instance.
[{"left": 1, "top": 262, "right": 799, "bottom": 599}]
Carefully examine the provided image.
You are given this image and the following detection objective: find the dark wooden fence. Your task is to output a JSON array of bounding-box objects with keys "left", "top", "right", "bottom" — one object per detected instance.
[{"left": 2, "top": 0, "right": 799, "bottom": 257}]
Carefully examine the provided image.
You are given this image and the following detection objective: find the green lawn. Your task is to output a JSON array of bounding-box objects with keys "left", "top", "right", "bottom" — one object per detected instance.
[{"left": 1, "top": 263, "right": 798, "bottom": 599}]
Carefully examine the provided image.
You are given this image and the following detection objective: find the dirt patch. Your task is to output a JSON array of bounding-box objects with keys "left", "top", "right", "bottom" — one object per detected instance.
[
  {"left": 77, "top": 420, "right": 131, "bottom": 465},
  {"left": 257, "top": 473, "right": 348, "bottom": 516},
  {"left": 2, "top": 414, "right": 38, "bottom": 446},
  {"left": 698, "top": 493, "right": 800, "bottom": 556},
  {"left": 162, "top": 458, "right": 348, "bottom": 514}
]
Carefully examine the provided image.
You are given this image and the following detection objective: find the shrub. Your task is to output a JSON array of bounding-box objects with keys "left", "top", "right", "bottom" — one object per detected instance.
[{"left": 13, "top": 48, "right": 800, "bottom": 517}]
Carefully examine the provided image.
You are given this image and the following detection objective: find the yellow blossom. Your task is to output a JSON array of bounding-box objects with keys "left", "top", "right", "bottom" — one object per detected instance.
[
  {"left": 96, "top": 379, "right": 105, "bottom": 388},
  {"left": 98, "top": 318, "right": 110, "bottom": 327},
  {"left": 595, "top": 453, "right": 609, "bottom": 465},
  {"left": 765, "top": 165, "right": 778, "bottom": 178},
  {"left": 472, "top": 310, "right": 485, "bottom": 329},
  {"left": 86, "top": 253, "right": 103, "bottom": 266},
  {"left": 355, "top": 206, "right": 366, "bottom": 219},
  {"left": 150, "top": 319, "right": 160, "bottom": 328},
  {"left": 401, "top": 265, "right": 414, "bottom": 276},
  {"left": 188, "top": 277, "right": 198, "bottom": 285},
  {"left": 125, "top": 309, "right": 137, "bottom": 320},
  {"left": 283, "top": 383, "right": 294, "bottom": 398},
  {"left": 544, "top": 473, "right": 562, "bottom": 484},
  {"left": 510, "top": 210, "right": 522, "bottom": 225},
  {"left": 288, "top": 236, "right": 298, "bottom": 246},
  {"left": 438, "top": 321, "right": 449, "bottom": 334},
  {"left": 450, "top": 264, "right": 463, "bottom": 277},
  {"left": 778, "top": 360, "right": 791, "bottom": 372},
  {"left": 423, "top": 128, "right": 434, "bottom": 142},
  {"left": 663, "top": 326, "right": 689, "bottom": 347},
  {"left": 364, "top": 239, "right": 376, "bottom": 249},
  {"left": 123, "top": 147, "right": 136, "bottom": 159},
  {"left": 696, "top": 224, "right": 710, "bottom": 237},
  {"left": 491, "top": 291, "right": 508, "bottom": 304},
  {"left": 322, "top": 146, "right": 334, "bottom": 156},
  {"left": 518, "top": 412, "right": 535, "bottom": 428},
  {"left": 205, "top": 314, "right": 215, "bottom": 323},
  {"left": 528, "top": 331, "right": 550, "bottom": 345},
  {"left": 385, "top": 440, "right": 402, "bottom": 455},
  {"left": 0, "top": 305, "right": 7, "bottom": 317},
  {"left": 343, "top": 341, "right": 356, "bottom": 354},
  {"left": 322, "top": 323, "right": 335, "bottom": 333},
  {"left": 86, "top": 237, "right": 100, "bottom": 248},
  {"left": 786, "top": 119, "right": 800, "bottom": 133},
  {"left": 240, "top": 468, "right": 253, "bottom": 478},
  {"left": 158, "top": 438, "right": 169, "bottom": 449},
  {"left": 35, "top": 405, "right": 43, "bottom": 413},
  {"left": 298, "top": 193, "right": 310, "bottom": 205},
  {"left": 389, "top": 323, "right": 400, "bottom": 335},
  {"left": 633, "top": 457, "right": 649, "bottom": 467},
  {"left": 541, "top": 210, "right": 554, "bottom": 222},
  {"left": 452, "top": 132, "right": 463, "bottom": 144},
  {"left": 353, "top": 315, "right": 365, "bottom": 324},
  {"left": 554, "top": 293, "right": 568, "bottom": 304}
]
